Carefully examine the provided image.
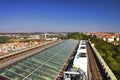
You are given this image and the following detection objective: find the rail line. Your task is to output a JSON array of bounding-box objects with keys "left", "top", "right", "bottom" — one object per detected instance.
[
  {"left": 86, "top": 42, "right": 104, "bottom": 80},
  {"left": 0, "top": 41, "right": 62, "bottom": 68}
]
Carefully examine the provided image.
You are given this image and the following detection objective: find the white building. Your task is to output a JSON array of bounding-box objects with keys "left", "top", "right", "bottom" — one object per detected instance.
[
  {"left": 116, "top": 37, "right": 119, "bottom": 41},
  {"left": 107, "top": 38, "right": 114, "bottom": 42}
]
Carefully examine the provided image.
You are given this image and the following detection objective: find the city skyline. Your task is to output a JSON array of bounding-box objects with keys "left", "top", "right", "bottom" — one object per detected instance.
[{"left": 0, "top": 0, "right": 120, "bottom": 32}]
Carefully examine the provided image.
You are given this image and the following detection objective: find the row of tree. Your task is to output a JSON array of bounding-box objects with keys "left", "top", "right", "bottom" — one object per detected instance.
[
  {"left": 90, "top": 36, "right": 120, "bottom": 79},
  {"left": 0, "top": 36, "right": 31, "bottom": 43},
  {"left": 67, "top": 32, "right": 120, "bottom": 79},
  {"left": 0, "top": 36, "right": 10, "bottom": 43}
]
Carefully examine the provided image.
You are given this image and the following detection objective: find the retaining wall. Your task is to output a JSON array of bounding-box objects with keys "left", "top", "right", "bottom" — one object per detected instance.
[{"left": 89, "top": 41, "right": 117, "bottom": 80}]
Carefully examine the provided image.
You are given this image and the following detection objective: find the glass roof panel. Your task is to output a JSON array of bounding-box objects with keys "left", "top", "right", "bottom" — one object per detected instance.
[{"left": 0, "top": 39, "right": 78, "bottom": 80}]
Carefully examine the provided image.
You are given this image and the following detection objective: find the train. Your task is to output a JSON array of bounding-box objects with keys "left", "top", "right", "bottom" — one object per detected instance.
[{"left": 64, "top": 40, "right": 88, "bottom": 80}]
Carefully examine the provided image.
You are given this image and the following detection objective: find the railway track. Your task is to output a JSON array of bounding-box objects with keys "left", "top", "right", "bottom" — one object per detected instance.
[
  {"left": 86, "top": 42, "right": 104, "bottom": 80},
  {"left": 0, "top": 46, "right": 43, "bottom": 65},
  {"left": 0, "top": 41, "right": 62, "bottom": 68}
]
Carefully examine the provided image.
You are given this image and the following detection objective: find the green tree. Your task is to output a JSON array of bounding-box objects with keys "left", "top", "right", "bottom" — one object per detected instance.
[{"left": 0, "top": 36, "right": 10, "bottom": 43}]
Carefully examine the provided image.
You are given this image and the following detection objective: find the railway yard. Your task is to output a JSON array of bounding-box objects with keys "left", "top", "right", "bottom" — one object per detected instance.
[{"left": 0, "top": 39, "right": 117, "bottom": 80}]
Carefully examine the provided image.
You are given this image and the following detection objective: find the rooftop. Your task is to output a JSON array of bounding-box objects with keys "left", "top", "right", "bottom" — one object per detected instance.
[{"left": 0, "top": 39, "right": 78, "bottom": 80}]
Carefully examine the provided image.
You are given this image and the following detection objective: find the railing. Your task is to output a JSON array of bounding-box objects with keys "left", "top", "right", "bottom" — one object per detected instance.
[{"left": 89, "top": 41, "right": 117, "bottom": 80}]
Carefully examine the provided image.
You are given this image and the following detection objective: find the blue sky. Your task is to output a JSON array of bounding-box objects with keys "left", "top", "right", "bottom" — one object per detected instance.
[{"left": 0, "top": 0, "right": 120, "bottom": 32}]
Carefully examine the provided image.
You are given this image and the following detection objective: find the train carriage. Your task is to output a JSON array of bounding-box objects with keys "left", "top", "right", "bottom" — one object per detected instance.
[{"left": 64, "top": 40, "right": 88, "bottom": 80}]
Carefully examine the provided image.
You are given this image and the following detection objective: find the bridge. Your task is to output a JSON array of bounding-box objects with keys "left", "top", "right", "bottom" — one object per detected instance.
[{"left": 0, "top": 40, "right": 117, "bottom": 80}]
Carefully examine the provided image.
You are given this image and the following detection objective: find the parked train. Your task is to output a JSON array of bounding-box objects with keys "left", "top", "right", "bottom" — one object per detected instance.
[
  {"left": 64, "top": 40, "right": 88, "bottom": 80},
  {"left": 73, "top": 40, "right": 88, "bottom": 76}
]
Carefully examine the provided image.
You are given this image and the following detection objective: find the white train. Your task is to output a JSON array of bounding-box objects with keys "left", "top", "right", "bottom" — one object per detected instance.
[
  {"left": 73, "top": 40, "right": 88, "bottom": 76},
  {"left": 64, "top": 40, "right": 88, "bottom": 80}
]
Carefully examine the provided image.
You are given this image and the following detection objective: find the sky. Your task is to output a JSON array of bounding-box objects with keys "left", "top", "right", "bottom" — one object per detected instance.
[{"left": 0, "top": 0, "right": 120, "bottom": 32}]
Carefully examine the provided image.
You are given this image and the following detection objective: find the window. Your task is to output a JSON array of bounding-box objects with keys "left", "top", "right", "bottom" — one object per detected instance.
[
  {"left": 80, "top": 47, "right": 86, "bottom": 49},
  {"left": 81, "top": 43, "right": 85, "bottom": 45},
  {"left": 78, "top": 53, "right": 86, "bottom": 57}
]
